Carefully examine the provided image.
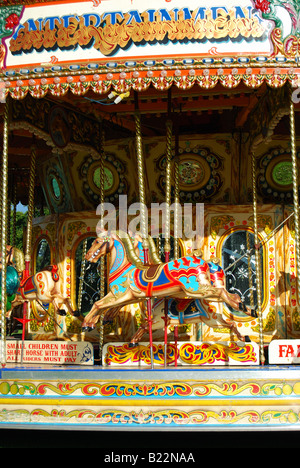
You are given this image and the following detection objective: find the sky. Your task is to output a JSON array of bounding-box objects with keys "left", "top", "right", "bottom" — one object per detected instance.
[{"left": 16, "top": 202, "right": 28, "bottom": 213}]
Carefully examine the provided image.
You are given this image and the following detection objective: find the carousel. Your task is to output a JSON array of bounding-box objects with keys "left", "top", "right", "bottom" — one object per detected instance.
[{"left": 0, "top": 0, "right": 300, "bottom": 431}]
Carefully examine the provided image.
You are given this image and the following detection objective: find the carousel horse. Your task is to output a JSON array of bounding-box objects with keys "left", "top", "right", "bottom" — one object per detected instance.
[
  {"left": 129, "top": 233, "right": 257, "bottom": 343},
  {"left": 82, "top": 231, "right": 256, "bottom": 341},
  {"left": 2, "top": 245, "right": 79, "bottom": 318}
]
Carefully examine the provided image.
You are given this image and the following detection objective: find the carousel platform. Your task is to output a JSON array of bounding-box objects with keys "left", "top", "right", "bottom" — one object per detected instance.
[{"left": 0, "top": 360, "right": 300, "bottom": 431}]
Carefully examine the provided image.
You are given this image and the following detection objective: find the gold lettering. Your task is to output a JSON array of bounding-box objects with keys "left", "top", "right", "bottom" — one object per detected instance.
[{"left": 9, "top": 8, "right": 265, "bottom": 57}]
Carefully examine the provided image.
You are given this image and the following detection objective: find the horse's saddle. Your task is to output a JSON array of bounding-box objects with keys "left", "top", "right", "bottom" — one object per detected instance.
[
  {"left": 168, "top": 298, "right": 209, "bottom": 323},
  {"left": 141, "top": 263, "right": 164, "bottom": 282}
]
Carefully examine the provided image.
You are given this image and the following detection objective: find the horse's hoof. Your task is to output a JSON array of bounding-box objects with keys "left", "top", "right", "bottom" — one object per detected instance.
[
  {"left": 238, "top": 302, "right": 247, "bottom": 312},
  {"left": 72, "top": 310, "right": 81, "bottom": 317},
  {"left": 244, "top": 335, "right": 251, "bottom": 342},
  {"left": 128, "top": 342, "right": 138, "bottom": 348},
  {"left": 58, "top": 309, "right": 67, "bottom": 316}
]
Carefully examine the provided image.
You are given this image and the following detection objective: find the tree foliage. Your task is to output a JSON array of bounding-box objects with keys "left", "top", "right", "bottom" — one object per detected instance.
[{"left": 9, "top": 210, "right": 28, "bottom": 251}]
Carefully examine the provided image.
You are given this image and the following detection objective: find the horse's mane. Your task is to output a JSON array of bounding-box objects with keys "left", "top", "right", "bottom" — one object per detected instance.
[{"left": 12, "top": 247, "right": 25, "bottom": 273}]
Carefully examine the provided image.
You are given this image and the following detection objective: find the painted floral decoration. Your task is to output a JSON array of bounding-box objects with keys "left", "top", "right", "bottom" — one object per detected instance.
[
  {"left": 5, "top": 13, "right": 19, "bottom": 30},
  {"left": 0, "top": 6, "right": 23, "bottom": 40},
  {"left": 254, "top": 0, "right": 271, "bottom": 14}
]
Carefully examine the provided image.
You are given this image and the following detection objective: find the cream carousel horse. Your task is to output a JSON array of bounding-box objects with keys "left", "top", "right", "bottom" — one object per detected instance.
[
  {"left": 4, "top": 245, "right": 79, "bottom": 318},
  {"left": 82, "top": 231, "right": 256, "bottom": 341}
]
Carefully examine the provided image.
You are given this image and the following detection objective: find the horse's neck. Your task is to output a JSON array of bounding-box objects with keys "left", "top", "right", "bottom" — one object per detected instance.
[{"left": 109, "top": 238, "right": 130, "bottom": 275}]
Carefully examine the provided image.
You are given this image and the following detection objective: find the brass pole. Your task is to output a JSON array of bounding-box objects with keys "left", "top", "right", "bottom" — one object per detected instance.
[
  {"left": 99, "top": 129, "right": 105, "bottom": 299},
  {"left": 98, "top": 128, "right": 105, "bottom": 361},
  {"left": 78, "top": 238, "right": 88, "bottom": 312},
  {"left": 135, "top": 111, "right": 149, "bottom": 255},
  {"left": 289, "top": 89, "right": 300, "bottom": 320},
  {"left": 164, "top": 119, "right": 172, "bottom": 367},
  {"left": 174, "top": 158, "right": 179, "bottom": 261},
  {"left": 135, "top": 109, "right": 154, "bottom": 368},
  {"left": 0, "top": 99, "right": 9, "bottom": 366},
  {"left": 164, "top": 119, "right": 172, "bottom": 257},
  {"left": 246, "top": 230, "right": 254, "bottom": 307},
  {"left": 251, "top": 149, "right": 265, "bottom": 365},
  {"left": 20, "top": 145, "right": 36, "bottom": 361},
  {"left": 25, "top": 146, "right": 36, "bottom": 272},
  {"left": 164, "top": 119, "right": 173, "bottom": 367}
]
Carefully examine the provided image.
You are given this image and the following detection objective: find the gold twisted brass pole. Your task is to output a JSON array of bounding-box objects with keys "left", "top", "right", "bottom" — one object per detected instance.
[
  {"left": 164, "top": 119, "right": 172, "bottom": 256},
  {"left": 135, "top": 110, "right": 154, "bottom": 368},
  {"left": 251, "top": 149, "right": 265, "bottom": 365},
  {"left": 289, "top": 90, "right": 300, "bottom": 310},
  {"left": 25, "top": 145, "right": 36, "bottom": 269},
  {"left": 0, "top": 99, "right": 9, "bottom": 366},
  {"left": 174, "top": 159, "right": 179, "bottom": 260},
  {"left": 98, "top": 128, "right": 105, "bottom": 360},
  {"left": 20, "top": 145, "right": 36, "bottom": 361},
  {"left": 246, "top": 230, "right": 254, "bottom": 307},
  {"left": 135, "top": 111, "right": 149, "bottom": 253},
  {"left": 78, "top": 238, "right": 87, "bottom": 312},
  {"left": 164, "top": 119, "right": 173, "bottom": 367},
  {"left": 99, "top": 129, "right": 105, "bottom": 298}
]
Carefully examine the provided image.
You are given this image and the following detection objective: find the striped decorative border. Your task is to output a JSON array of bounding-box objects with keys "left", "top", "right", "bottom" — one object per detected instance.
[
  {"left": 0, "top": 377, "right": 300, "bottom": 428},
  {"left": 0, "top": 378, "right": 300, "bottom": 398},
  {"left": 1, "top": 67, "right": 300, "bottom": 100},
  {"left": 0, "top": 406, "right": 299, "bottom": 428}
]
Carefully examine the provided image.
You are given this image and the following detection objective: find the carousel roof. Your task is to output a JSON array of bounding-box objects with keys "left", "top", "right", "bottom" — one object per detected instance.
[{"left": 0, "top": 0, "right": 299, "bottom": 206}]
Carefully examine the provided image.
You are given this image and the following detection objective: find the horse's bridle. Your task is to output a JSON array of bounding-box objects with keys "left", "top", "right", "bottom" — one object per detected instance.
[
  {"left": 6, "top": 246, "right": 14, "bottom": 265},
  {"left": 103, "top": 240, "right": 110, "bottom": 255}
]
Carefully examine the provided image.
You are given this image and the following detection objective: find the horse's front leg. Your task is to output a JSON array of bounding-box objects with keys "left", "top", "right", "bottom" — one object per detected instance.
[
  {"left": 82, "top": 292, "right": 114, "bottom": 329},
  {"left": 206, "top": 313, "right": 249, "bottom": 342},
  {"left": 58, "top": 296, "right": 80, "bottom": 317},
  {"left": 82, "top": 291, "right": 135, "bottom": 330},
  {"left": 129, "top": 324, "right": 148, "bottom": 345},
  {"left": 217, "top": 289, "right": 243, "bottom": 310},
  {"left": 49, "top": 296, "right": 60, "bottom": 314},
  {"left": 219, "top": 289, "right": 258, "bottom": 319}
]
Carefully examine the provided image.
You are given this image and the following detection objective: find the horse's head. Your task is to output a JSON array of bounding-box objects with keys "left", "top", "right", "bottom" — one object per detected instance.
[{"left": 85, "top": 234, "right": 113, "bottom": 263}]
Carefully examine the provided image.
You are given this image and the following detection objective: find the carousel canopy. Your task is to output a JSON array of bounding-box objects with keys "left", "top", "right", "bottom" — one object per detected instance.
[{"left": 0, "top": 0, "right": 299, "bottom": 206}]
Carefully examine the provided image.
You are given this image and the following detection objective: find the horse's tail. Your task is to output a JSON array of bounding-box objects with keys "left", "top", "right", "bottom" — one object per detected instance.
[{"left": 2, "top": 266, "right": 20, "bottom": 295}]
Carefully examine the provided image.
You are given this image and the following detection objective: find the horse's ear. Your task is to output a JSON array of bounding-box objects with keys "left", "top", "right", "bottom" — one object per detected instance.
[{"left": 96, "top": 227, "right": 109, "bottom": 237}]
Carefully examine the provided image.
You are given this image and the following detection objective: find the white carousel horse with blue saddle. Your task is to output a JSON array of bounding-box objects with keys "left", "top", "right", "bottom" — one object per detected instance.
[{"left": 82, "top": 231, "right": 256, "bottom": 341}]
